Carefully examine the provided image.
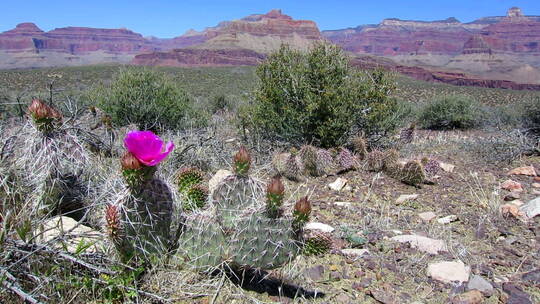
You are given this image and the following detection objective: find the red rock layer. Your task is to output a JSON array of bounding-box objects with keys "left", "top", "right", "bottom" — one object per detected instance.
[{"left": 132, "top": 48, "right": 265, "bottom": 66}]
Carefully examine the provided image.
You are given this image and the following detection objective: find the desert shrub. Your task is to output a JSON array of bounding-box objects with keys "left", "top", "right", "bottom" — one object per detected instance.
[
  {"left": 208, "top": 94, "right": 231, "bottom": 114},
  {"left": 249, "top": 42, "right": 401, "bottom": 148},
  {"left": 482, "top": 104, "right": 522, "bottom": 130},
  {"left": 521, "top": 97, "right": 540, "bottom": 134},
  {"left": 91, "top": 68, "right": 203, "bottom": 132},
  {"left": 419, "top": 94, "right": 482, "bottom": 130},
  {"left": 463, "top": 130, "right": 539, "bottom": 163}
]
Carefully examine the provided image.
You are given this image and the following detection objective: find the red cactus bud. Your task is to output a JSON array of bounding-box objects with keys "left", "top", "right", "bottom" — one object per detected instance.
[
  {"left": 267, "top": 177, "right": 285, "bottom": 196},
  {"left": 105, "top": 204, "right": 121, "bottom": 239},
  {"left": 121, "top": 152, "right": 142, "bottom": 170},
  {"left": 28, "top": 99, "right": 62, "bottom": 121},
  {"left": 294, "top": 196, "right": 311, "bottom": 216},
  {"left": 233, "top": 146, "right": 251, "bottom": 175}
]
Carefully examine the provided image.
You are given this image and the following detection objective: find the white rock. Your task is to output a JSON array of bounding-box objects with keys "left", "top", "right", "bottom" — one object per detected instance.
[
  {"left": 391, "top": 235, "right": 447, "bottom": 255},
  {"left": 418, "top": 211, "right": 437, "bottom": 222},
  {"left": 208, "top": 169, "right": 233, "bottom": 193},
  {"left": 439, "top": 162, "right": 455, "bottom": 173},
  {"left": 341, "top": 249, "right": 369, "bottom": 257},
  {"left": 396, "top": 194, "right": 419, "bottom": 204},
  {"left": 37, "top": 216, "right": 104, "bottom": 253},
  {"left": 427, "top": 260, "right": 470, "bottom": 283},
  {"left": 224, "top": 138, "right": 236, "bottom": 143},
  {"left": 305, "top": 222, "right": 335, "bottom": 233},
  {"left": 328, "top": 178, "right": 348, "bottom": 191},
  {"left": 520, "top": 197, "right": 540, "bottom": 219},
  {"left": 437, "top": 215, "right": 458, "bottom": 224},
  {"left": 334, "top": 201, "right": 353, "bottom": 207}
]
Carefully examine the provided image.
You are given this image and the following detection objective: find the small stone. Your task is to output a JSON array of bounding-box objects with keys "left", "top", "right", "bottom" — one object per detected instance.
[
  {"left": 335, "top": 293, "right": 352, "bottom": 303},
  {"left": 437, "top": 215, "right": 458, "bottom": 224},
  {"left": 328, "top": 177, "right": 348, "bottom": 191},
  {"left": 396, "top": 194, "right": 419, "bottom": 204},
  {"left": 391, "top": 234, "right": 447, "bottom": 255},
  {"left": 532, "top": 183, "right": 540, "bottom": 188},
  {"left": 534, "top": 176, "right": 540, "bottom": 182},
  {"left": 305, "top": 222, "right": 335, "bottom": 233},
  {"left": 224, "top": 138, "right": 236, "bottom": 143},
  {"left": 208, "top": 169, "right": 233, "bottom": 193},
  {"left": 334, "top": 201, "right": 353, "bottom": 207},
  {"left": 440, "top": 162, "right": 455, "bottom": 173},
  {"left": 520, "top": 197, "right": 540, "bottom": 219},
  {"left": 427, "top": 260, "right": 471, "bottom": 283},
  {"left": 508, "top": 165, "right": 537, "bottom": 176},
  {"left": 304, "top": 265, "right": 325, "bottom": 281},
  {"left": 330, "top": 271, "right": 342, "bottom": 280},
  {"left": 501, "top": 180, "right": 523, "bottom": 192},
  {"left": 418, "top": 211, "right": 437, "bottom": 222},
  {"left": 341, "top": 248, "right": 370, "bottom": 257},
  {"left": 502, "top": 283, "right": 533, "bottom": 304},
  {"left": 504, "top": 191, "right": 521, "bottom": 201},
  {"left": 522, "top": 269, "right": 540, "bottom": 284},
  {"left": 343, "top": 185, "right": 353, "bottom": 192},
  {"left": 451, "top": 290, "right": 484, "bottom": 304},
  {"left": 37, "top": 216, "right": 104, "bottom": 253},
  {"left": 467, "top": 275, "right": 494, "bottom": 297}
]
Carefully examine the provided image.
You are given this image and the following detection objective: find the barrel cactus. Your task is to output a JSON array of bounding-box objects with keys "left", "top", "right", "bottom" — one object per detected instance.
[
  {"left": 272, "top": 150, "right": 304, "bottom": 181},
  {"left": 178, "top": 147, "right": 310, "bottom": 272},
  {"left": 105, "top": 130, "right": 175, "bottom": 262},
  {"left": 400, "top": 160, "right": 426, "bottom": 187}
]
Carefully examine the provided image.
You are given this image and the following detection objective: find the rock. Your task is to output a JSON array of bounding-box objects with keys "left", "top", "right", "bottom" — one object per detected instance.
[
  {"left": 508, "top": 166, "right": 537, "bottom": 176},
  {"left": 328, "top": 177, "right": 348, "bottom": 191},
  {"left": 305, "top": 222, "right": 335, "bottom": 233},
  {"left": 370, "top": 288, "right": 398, "bottom": 304},
  {"left": 439, "top": 162, "right": 455, "bottom": 173},
  {"left": 437, "top": 215, "right": 458, "bottom": 224},
  {"left": 522, "top": 269, "right": 540, "bottom": 284},
  {"left": 334, "top": 201, "right": 353, "bottom": 207},
  {"left": 427, "top": 260, "right": 470, "bottom": 283},
  {"left": 467, "top": 275, "right": 494, "bottom": 297},
  {"left": 501, "top": 180, "right": 523, "bottom": 192},
  {"left": 501, "top": 203, "right": 526, "bottom": 219},
  {"left": 391, "top": 235, "right": 447, "bottom": 255},
  {"left": 451, "top": 290, "right": 484, "bottom": 304},
  {"left": 396, "top": 194, "right": 419, "bottom": 204},
  {"left": 335, "top": 293, "right": 352, "bottom": 303},
  {"left": 502, "top": 283, "right": 532, "bottom": 304},
  {"left": 504, "top": 191, "right": 521, "bottom": 201},
  {"left": 224, "top": 138, "right": 236, "bottom": 143},
  {"left": 418, "top": 211, "right": 437, "bottom": 222},
  {"left": 520, "top": 197, "right": 540, "bottom": 219},
  {"left": 532, "top": 183, "right": 540, "bottom": 188},
  {"left": 341, "top": 248, "right": 370, "bottom": 257},
  {"left": 37, "top": 216, "right": 104, "bottom": 253},
  {"left": 534, "top": 177, "right": 540, "bottom": 182},
  {"left": 208, "top": 169, "right": 233, "bottom": 193},
  {"left": 304, "top": 265, "right": 325, "bottom": 281}
]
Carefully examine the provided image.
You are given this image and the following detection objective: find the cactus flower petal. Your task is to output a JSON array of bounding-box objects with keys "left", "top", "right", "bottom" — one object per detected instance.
[{"left": 124, "top": 131, "right": 174, "bottom": 166}]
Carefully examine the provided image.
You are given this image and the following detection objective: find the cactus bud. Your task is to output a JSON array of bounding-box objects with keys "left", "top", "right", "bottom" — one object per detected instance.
[
  {"left": 266, "top": 177, "right": 285, "bottom": 218},
  {"left": 105, "top": 204, "right": 122, "bottom": 240},
  {"left": 233, "top": 146, "right": 251, "bottom": 176},
  {"left": 121, "top": 152, "right": 142, "bottom": 170},
  {"left": 294, "top": 196, "right": 311, "bottom": 217},
  {"left": 293, "top": 196, "right": 311, "bottom": 230}
]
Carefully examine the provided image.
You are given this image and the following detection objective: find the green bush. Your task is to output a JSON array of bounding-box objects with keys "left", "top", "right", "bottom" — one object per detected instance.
[
  {"left": 521, "top": 97, "right": 540, "bottom": 134},
  {"left": 419, "top": 94, "right": 481, "bottom": 130},
  {"left": 249, "top": 42, "right": 401, "bottom": 148},
  {"left": 91, "top": 68, "right": 202, "bottom": 131}
]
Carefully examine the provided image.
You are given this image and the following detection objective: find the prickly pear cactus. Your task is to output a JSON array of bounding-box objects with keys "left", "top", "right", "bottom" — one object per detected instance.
[{"left": 177, "top": 147, "right": 309, "bottom": 272}]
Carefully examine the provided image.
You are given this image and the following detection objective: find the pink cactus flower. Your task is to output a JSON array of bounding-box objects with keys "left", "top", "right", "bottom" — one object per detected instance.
[{"left": 124, "top": 131, "right": 174, "bottom": 166}]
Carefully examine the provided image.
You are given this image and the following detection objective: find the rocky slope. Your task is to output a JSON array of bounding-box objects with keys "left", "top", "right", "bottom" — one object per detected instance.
[
  {"left": 325, "top": 7, "right": 540, "bottom": 85},
  {"left": 133, "top": 9, "right": 322, "bottom": 67}
]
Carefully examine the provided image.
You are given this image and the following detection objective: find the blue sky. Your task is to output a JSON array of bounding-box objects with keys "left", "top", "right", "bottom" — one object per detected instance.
[{"left": 2, "top": 1, "right": 540, "bottom": 38}]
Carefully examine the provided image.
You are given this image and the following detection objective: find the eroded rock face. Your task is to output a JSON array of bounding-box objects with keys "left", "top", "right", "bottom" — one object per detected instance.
[{"left": 133, "top": 48, "right": 266, "bottom": 67}]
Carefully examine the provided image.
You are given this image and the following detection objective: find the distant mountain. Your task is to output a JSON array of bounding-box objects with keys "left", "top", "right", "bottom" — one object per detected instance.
[
  {"left": 133, "top": 9, "right": 322, "bottom": 66},
  {"left": 323, "top": 7, "right": 540, "bottom": 85},
  {"left": 2, "top": 7, "right": 540, "bottom": 90}
]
